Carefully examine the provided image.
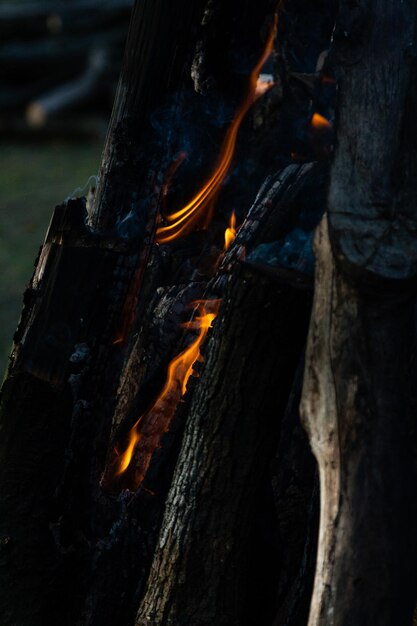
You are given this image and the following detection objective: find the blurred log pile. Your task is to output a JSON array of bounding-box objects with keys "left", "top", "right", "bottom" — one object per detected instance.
[{"left": 0, "top": 0, "right": 133, "bottom": 136}]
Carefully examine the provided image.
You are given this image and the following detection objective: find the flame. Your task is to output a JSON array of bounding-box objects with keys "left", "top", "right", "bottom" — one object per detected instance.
[
  {"left": 115, "top": 422, "right": 142, "bottom": 474},
  {"left": 224, "top": 211, "right": 237, "bottom": 251},
  {"left": 112, "top": 299, "right": 221, "bottom": 484},
  {"left": 156, "top": 16, "right": 277, "bottom": 244},
  {"left": 311, "top": 112, "right": 332, "bottom": 130}
]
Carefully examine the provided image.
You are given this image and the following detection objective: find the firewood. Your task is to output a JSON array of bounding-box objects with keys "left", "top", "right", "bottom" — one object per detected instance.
[{"left": 300, "top": 1, "right": 417, "bottom": 623}]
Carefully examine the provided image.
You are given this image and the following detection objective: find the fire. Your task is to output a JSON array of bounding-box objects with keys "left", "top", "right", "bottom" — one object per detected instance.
[
  {"left": 321, "top": 74, "right": 336, "bottom": 85},
  {"left": 156, "top": 16, "right": 277, "bottom": 244},
  {"left": 224, "top": 211, "right": 237, "bottom": 251},
  {"left": 111, "top": 299, "right": 221, "bottom": 486},
  {"left": 311, "top": 112, "right": 332, "bottom": 130}
]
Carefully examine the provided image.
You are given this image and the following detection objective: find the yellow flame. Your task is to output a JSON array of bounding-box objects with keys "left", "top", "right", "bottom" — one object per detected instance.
[
  {"left": 113, "top": 300, "right": 221, "bottom": 479},
  {"left": 224, "top": 211, "right": 237, "bottom": 251},
  {"left": 116, "top": 427, "right": 141, "bottom": 475},
  {"left": 156, "top": 16, "right": 277, "bottom": 244}
]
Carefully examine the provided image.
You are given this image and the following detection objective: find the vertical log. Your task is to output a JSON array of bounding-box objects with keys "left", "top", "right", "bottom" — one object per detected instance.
[
  {"left": 91, "top": 0, "right": 207, "bottom": 231},
  {"left": 301, "top": 1, "right": 417, "bottom": 623}
]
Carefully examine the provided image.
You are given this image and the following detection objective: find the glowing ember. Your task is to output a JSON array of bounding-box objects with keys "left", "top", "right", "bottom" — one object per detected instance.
[
  {"left": 156, "top": 16, "right": 278, "bottom": 244},
  {"left": 256, "top": 73, "right": 274, "bottom": 97},
  {"left": 311, "top": 112, "right": 332, "bottom": 130},
  {"left": 321, "top": 74, "right": 336, "bottom": 85},
  {"left": 111, "top": 299, "right": 221, "bottom": 487},
  {"left": 224, "top": 211, "right": 237, "bottom": 251}
]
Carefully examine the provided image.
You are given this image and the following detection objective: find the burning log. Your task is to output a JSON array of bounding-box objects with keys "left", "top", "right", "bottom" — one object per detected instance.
[
  {"left": 135, "top": 262, "right": 312, "bottom": 626},
  {"left": 0, "top": 0, "right": 210, "bottom": 622},
  {"left": 76, "top": 155, "right": 323, "bottom": 624}
]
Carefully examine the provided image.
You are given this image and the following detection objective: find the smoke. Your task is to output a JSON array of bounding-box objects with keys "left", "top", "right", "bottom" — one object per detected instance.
[
  {"left": 66, "top": 174, "right": 99, "bottom": 201},
  {"left": 248, "top": 227, "right": 315, "bottom": 275}
]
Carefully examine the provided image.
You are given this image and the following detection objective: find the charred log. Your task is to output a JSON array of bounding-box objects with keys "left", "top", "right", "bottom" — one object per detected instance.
[
  {"left": 0, "top": 0, "right": 339, "bottom": 624},
  {"left": 136, "top": 263, "right": 312, "bottom": 626}
]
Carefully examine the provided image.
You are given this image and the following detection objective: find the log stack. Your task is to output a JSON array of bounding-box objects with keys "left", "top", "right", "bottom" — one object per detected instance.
[{"left": 7, "top": 1, "right": 403, "bottom": 625}]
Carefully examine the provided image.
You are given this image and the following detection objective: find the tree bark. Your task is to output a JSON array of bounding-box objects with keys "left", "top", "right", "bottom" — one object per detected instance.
[
  {"left": 136, "top": 263, "right": 312, "bottom": 626},
  {"left": 0, "top": 0, "right": 338, "bottom": 623},
  {"left": 90, "top": 0, "right": 207, "bottom": 231},
  {"left": 0, "top": 1, "right": 208, "bottom": 622},
  {"left": 301, "top": 1, "right": 417, "bottom": 623}
]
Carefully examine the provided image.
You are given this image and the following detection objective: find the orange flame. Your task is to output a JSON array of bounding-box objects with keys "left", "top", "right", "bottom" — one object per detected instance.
[
  {"left": 311, "top": 112, "right": 332, "bottom": 130},
  {"left": 112, "top": 299, "right": 221, "bottom": 485},
  {"left": 156, "top": 16, "right": 277, "bottom": 244},
  {"left": 224, "top": 211, "right": 237, "bottom": 251}
]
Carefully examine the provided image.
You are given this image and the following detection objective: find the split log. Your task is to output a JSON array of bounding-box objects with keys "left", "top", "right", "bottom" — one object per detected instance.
[
  {"left": 301, "top": 1, "right": 417, "bottom": 623},
  {"left": 0, "top": 199, "right": 140, "bottom": 626}
]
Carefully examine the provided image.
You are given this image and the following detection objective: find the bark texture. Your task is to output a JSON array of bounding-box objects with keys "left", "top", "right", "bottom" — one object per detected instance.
[
  {"left": 302, "top": 218, "right": 417, "bottom": 626},
  {"left": 136, "top": 263, "right": 311, "bottom": 626},
  {"left": 0, "top": 3, "right": 209, "bottom": 623},
  {"left": 328, "top": 0, "right": 417, "bottom": 279},
  {"left": 301, "top": 3, "right": 417, "bottom": 623},
  {"left": 0, "top": 0, "right": 338, "bottom": 623}
]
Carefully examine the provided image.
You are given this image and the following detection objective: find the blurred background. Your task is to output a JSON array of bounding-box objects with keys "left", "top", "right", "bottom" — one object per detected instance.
[{"left": 0, "top": 0, "right": 132, "bottom": 375}]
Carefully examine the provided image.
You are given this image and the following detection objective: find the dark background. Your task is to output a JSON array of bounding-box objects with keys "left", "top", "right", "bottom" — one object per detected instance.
[{"left": 0, "top": 0, "right": 132, "bottom": 374}]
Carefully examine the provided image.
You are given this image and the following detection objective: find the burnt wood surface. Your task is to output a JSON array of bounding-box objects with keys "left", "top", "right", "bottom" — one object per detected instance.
[
  {"left": 136, "top": 264, "right": 312, "bottom": 626},
  {"left": 0, "top": 1, "right": 211, "bottom": 622},
  {"left": 78, "top": 160, "right": 322, "bottom": 625}
]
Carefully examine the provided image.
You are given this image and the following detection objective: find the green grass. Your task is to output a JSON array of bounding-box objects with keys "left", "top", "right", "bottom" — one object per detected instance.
[{"left": 0, "top": 139, "right": 103, "bottom": 376}]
